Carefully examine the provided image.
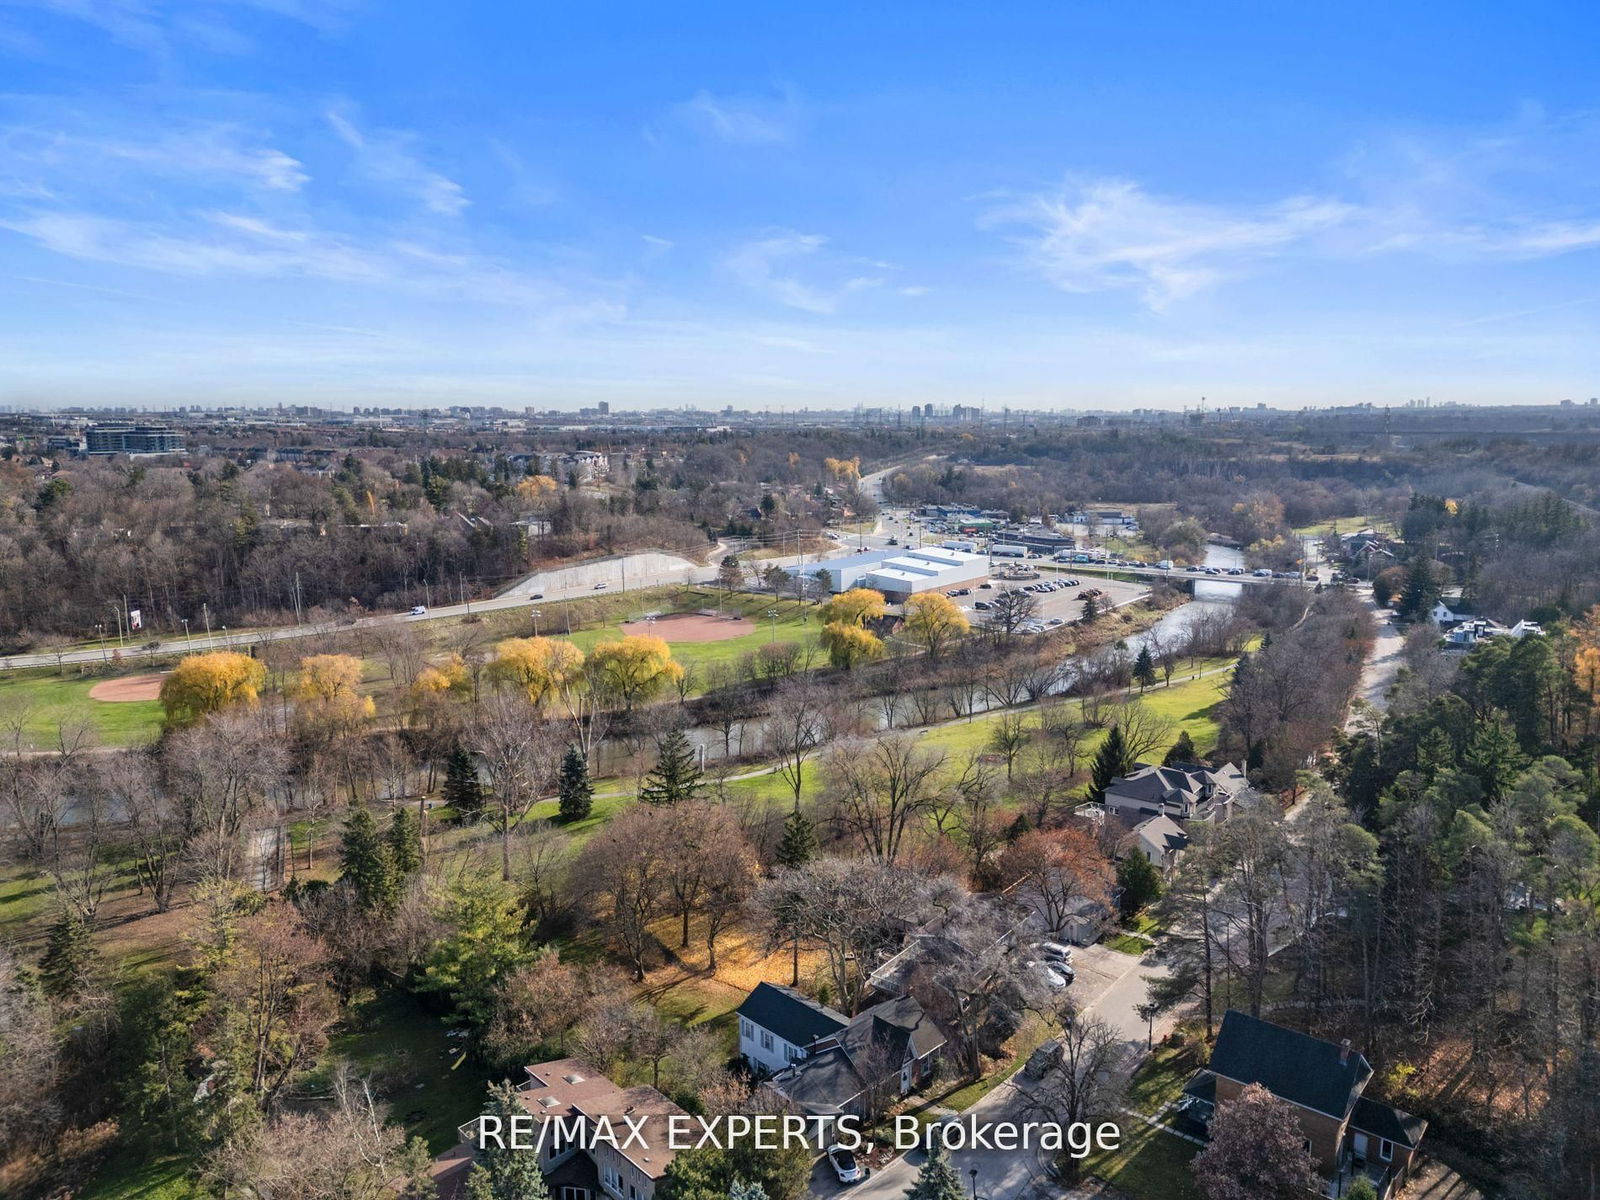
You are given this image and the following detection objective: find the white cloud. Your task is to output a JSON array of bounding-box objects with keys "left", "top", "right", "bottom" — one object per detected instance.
[
  {"left": 1, "top": 122, "right": 307, "bottom": 191},
  {"left": 327, "top": 108, "right": 468, "bottom": 216},
  {"left": 676, "top": 88, "right": 795, "bottom": 145},
  {"left": 725, "top": 230, "right": 884, "bottom": 314},
  {"left": 983, "top": 177, "right": 1352, "bottom": 307}
]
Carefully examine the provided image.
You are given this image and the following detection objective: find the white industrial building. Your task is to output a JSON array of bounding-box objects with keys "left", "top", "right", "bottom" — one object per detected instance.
[
  {"left": 864, "top": 547, "right": 988, "bottom": 601},
  {"left": 804, "top": 546, "right": 989, "bottom": 599}
]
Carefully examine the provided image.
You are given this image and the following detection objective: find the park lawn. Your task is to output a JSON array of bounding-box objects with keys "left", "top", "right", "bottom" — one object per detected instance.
[
  {"left": 324, "top": 989, "right": 494, "bottom": 1153},
  {"left": 1083, "top": 1120, "right": 1202, "bottom": 1200},
  {"left": 1124, "top": 1042, "right": 1203, "bottom": 1116},
  {"left": 0, "top": 667, "right": 164, "bottom": 747},
  {"left": 1103, "top": 932, "right": 1148, "bottom": 956},
  {"left": 0, "top": 865, "right": 58, "bottom": 937},
  {"left": 1293, "top": 512, "right": 1395, "bottom": 538},
  {"left": 78, "top": 1147, "right": 201, "bottom": 1200},
  {"left": 918, "top": 663, "right": 1235, "bottom": 763},
  {"left": 560, "top": 592, "right": 821, "bottom": 677}
]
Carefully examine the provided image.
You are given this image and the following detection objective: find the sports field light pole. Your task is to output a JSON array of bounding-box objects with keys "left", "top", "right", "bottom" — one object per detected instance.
[
  {"left": 531, "top": 609, "right": 542, "bottom": 637},
  {"left": 767, "top": 609, "right": 779, "bottom": 643},
  {"left": 181, "top": 618, "right": 192, "bottom": 650}
]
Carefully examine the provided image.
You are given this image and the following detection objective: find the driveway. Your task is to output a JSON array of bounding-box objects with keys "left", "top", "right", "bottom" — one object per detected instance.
[{"left": 811, "top": 946, "right": 1172, "bottom": 1200}]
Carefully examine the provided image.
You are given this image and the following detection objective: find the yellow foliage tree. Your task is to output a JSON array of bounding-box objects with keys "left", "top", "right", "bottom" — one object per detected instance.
[
  {"left": 411, "top": 654, "right": 470, "bottom": 698},
  {"left": 515, "top": 475, "right": 559, "bottom": 504},
  {"left": 904, "top": 592, "right": 971, "bottom": 659},
  {"left": 823, "top": 456, "right": 862, "bottom": 483},
  {"left": 487, "top": 637, "right": 585, "bottom": 705},
  {"left": 291, "top": 653, "right": 375, "bottom": 738},
  {"left": 292, "top": 654, "right": 365, "bottom": 702},
  {"left": 821, "top": 587, "right": 886, "bottom": 628},
  {"left": 159, "top": 651, "right": 267, "bottom": 726},
  {"left": 821, "top": 621, "right": 885, "bottom": 669},
  {"left": 1576, "top": 645, "right": 1600, "bottom": 708},
  {"left": 587, "top": 635, "right": 683, "bottom": 710}
]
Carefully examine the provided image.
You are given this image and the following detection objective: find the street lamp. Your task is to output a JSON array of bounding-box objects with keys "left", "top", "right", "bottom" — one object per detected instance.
[
  {"left": 531, "top": 609, "right": 542, "bottom": 637},
  {"left": 969, "top": 1168, "right": 978, "bottom": 1200},
  {"left": 767, "top": 609, "right": 779, "bottom": 643},
  {"left": 181, "top": 618, "right": 192, "bottom": 649}
]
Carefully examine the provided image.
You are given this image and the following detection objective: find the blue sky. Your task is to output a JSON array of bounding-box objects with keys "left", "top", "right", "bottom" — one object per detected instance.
[{"left": 2, "top": 2, "right": 1599, "bottom": 410}]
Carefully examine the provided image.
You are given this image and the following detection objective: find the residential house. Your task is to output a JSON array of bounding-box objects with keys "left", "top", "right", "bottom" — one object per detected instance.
[
  {"left": 1179, "top": 1011, "right": 1427, "bottom": 1199},
  {"left": 426, "top": 1059, "right": 687, "bottom": 1200},
  {"left": 1119, "top": 812, "right": 1190, "bottom": 873},
  {"left": 736, "top": 982, "right": 848, "bottom": 1075},
  {"left": 1101, "top": 761, "right": 1246, "bottom": 829},
  {"left": 1429, "top": 598, "right": 1477, "bottom": 626},
  {"left": 763, "top": 995, "right": 945, "bottom": 1119}
]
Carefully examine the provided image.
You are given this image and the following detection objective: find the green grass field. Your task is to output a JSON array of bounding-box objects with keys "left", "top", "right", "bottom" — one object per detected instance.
[
  {"left": 1084, "top": 1120, "right": 1202, "bottom": 1199},
  {"left": 0, "top": 667, "right": 164, "bottom": 748},
  {"left": 1293, "top": 512, "right": 1396, "bottom": 538},
  {"left": 561, "top": 590, "right": 821, "bottom": 676}
]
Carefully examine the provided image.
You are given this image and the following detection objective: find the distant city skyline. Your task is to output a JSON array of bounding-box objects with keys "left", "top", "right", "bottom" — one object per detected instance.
[{"left": 1, "top": 2, "right": 1598, "bottom": 408}]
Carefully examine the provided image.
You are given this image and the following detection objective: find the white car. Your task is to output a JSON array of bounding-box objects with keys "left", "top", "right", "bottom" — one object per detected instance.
[
  {"left": 1037, "top": 941, "right": 1074, "bottom": 964},
  {"left": 408, "top": 605, "right": 428, "bottom": 616},
  {"left": 593, "top": 581, "right": 609, "bottom": 590},
  {"left": 1028, "top": 961, "right": 1070, "bottom": 990},
  {"left": 826, "top": 1145, "right": 863, "bottom": 1184}
]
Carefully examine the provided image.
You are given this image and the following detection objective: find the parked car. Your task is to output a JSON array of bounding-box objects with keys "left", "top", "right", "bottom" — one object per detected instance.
[
  {"left": 978, "top": 582, "right": 993, "bottom": 589},
  {"left": 1023, "top": 1038, "right": 1062, "bottom": 1080},
  {"left": 407, "top": 605, "right": 428, "bottom": 616},
  {"left": 593, "top": 581, "right": 609, "bottom": 590},
  {"left": 1047, "top": 617, "right": 1065, "bottom": 627},
  {"left": 1028, "top": 961, "right": 1071, "bottom": 990},
  {"left": 887, "top": 537, "right": 899, "bottom": 546},
  {"left": 1252, "top": 568, "right": 1273, "bottom": 577},
  {"left": 974, "top": 600, "right": 993, "bottom": 610},
  {"left": 827, "top": 1145, "right": 863, "bottom": 1184},
  {"left": 1226, "top": 567, "right": 1246, "bottom": 576},
  {"left": 1037, "top": 941, "right": 1074, "bottom": 964}
]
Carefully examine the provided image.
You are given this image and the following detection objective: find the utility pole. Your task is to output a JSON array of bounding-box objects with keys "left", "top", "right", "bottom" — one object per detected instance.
[
  {"left": 109, "top": 601, "right": 124, "bottom": 646},
  {"left": 181, "top": 618, "right": 192, "bottom": 649},
  {"left": 292, "top": 570, "right": 303, "bottom": 624},
  {"left": 202, "top": 602, "right": 212, "bottom": 638}
]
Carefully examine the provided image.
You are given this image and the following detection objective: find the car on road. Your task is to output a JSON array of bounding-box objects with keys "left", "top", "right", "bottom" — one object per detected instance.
[
  {"left": 887, "top": 537, "right": 899, "bottom": 546},
  {"left": 1046, "top": 617, "right": 1065, "bottom": 627},
  {"left": 408, "top": 605, "right": 428, "bottom": 616},
  {"left": 529, "top": 591, "right": 545, "bottom": 599},
  {"left": 978, "top": 581, "right": 993, "bottom": 589},
  {"left": 1226, "top": 567, "right": 1246, "bottom": 576},
  {"left": 1252, "top": 568, "right": 1273, "bottom": 577},
  {"left": 826, "top": 1145, "right": 863, "bottom": 1184},
  {"left": 593, "top": 581, "right": 609, "bottom": 590}
]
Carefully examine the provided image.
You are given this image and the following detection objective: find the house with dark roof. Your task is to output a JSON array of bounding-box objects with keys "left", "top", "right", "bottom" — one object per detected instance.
[
  {"left": 1179, "top": 1012, "right": 1427, "bottom": 1199},
  {"left": 736, "top": 982, "right": 849, "bottom": 1075},
  {"left": 1101, "top": 761, "right": 1246, "bottom": 828},
  {"left": 761, "top": 993, "right": 945, "bottom": 1118},
  {"left": 1119, "top": 812, "right": 1190, "bottom": 872}
]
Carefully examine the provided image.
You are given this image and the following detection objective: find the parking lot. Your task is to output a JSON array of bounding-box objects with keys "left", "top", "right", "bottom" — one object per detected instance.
[{"left": 948, "top": 569, "right": 1148, "bottom": 632}]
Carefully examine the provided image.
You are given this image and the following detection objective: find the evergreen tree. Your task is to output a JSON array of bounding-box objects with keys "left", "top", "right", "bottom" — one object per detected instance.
[
  {"left": 466, "top": 1081, "right": 552, "bottom": 1200},
  {"left": 1397, "top": 557, "right": 1441, "bottom": 622},
  {"left": 1080, "top": 593, "right": 1101, "bottom": 623},
  {"left": 1132, "top": 645, "right": 1157, "bottom": 690},
  {"left": 906, "top": 1144, "right": 965, "bottom": 1200},
  {"left": 775, "top": 808, "right": 817, "bottom": 869},
  {"left": 729, "top": 1183, "right": 768, "bottom": 1200},
  {"left": 557, "top": 744, "right": 594, "bottom": 823},
  {"left": 1163, "top": 730, "right": 1198, "bottom": 766},
  {"left": 443, "top": 744, "right": 484, "bottom": 820},
  {"left": 639, "top": 729, "right": 703, "bottom": 806},
  {"left": 388, "top": 807, "right": 423, "bottom": 880},
  {"left": 1088, "top": 724, "right": 1130, "bottom": 804},
  {"left": 39, "top": 908, "right": 97, "bottom": 1000},
  {"left": 339, "top": 805, "right": 398, "bottom": 911},
  {"left": 1006, "top": 812, "right": 1033, "bottom": 840},
  {"left": 1118, "top": 852, "right": 1165, "bottom": 918}
]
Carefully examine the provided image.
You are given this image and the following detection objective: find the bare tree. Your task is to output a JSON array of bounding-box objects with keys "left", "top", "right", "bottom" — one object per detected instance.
[
  {"left": 986, "top": 587, "right": 1040, "bottom": 641},
  {"left": 471, "top": 693, "right": 561, "bottom": 881},
  {"left": 755, "top": 856, "right": 963, "bottom": 1014},
  {"left": 574, "top": 806, "right": 668, "bottom": 979},
  {"left": 826, "top": 735, "right": 946, "bottom": 864},
  {"left": 765, "top": 676, "right": 833, "bottom": 809},
  {"left": 1021, "top": 1014, "right": 1126, "bottom": 1183}
]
